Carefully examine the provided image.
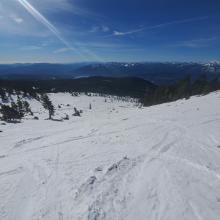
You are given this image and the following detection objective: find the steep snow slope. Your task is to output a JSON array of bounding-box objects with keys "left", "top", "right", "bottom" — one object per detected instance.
[{"left": 0, "top": 92, "right": 220, "bottom": 220}]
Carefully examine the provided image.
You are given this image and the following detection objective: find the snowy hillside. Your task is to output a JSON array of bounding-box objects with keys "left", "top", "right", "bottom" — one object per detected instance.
[{"left": 0, "top": 92, "right": 220, "bottom": 220}]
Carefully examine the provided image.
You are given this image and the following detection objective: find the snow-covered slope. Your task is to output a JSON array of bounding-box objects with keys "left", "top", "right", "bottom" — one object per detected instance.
[{"left": 0, "top": 92, "right": 220, "bottom": 220}]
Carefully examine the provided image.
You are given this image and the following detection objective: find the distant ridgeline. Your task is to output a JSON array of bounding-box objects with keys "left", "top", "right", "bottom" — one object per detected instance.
[
  {"left": 0, "top": 75, "right": 220, "bottom": 107},
  {"left": 0, "top": 62, "right": 220, "bottom": 85}
]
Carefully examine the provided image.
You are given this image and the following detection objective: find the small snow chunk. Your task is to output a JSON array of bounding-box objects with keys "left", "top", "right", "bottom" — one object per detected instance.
[
  {"left": 107, "top": 163, "right": 118, "bottom": 172},
  {"left": 107, "top": 156, "right": 129, "bottom": 173},
  {"left": 88, "top": 176, "right": 97, "bottom": 185},
  {"left": 95, "top": 167, "right": 103, "bottom": 172}
]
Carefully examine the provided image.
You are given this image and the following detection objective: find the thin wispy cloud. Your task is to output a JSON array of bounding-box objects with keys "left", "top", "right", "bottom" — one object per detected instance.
[
  {"left": 29, "top": 0, "right": 73, "bottom": 12},
  {"left": 102, "top": 26, "right": 110, "bottom": 32},
  {"left": 17, "top": 0, "right": 90, "bottom": 19},
  {"left": 20, "top": 45, "right": 42, "bottom": 50},
  {"left": 54, "top": 42, "right": 145, "bottom": 59},
  {"left": 1, "top": 0, "right": 219, "bottom": 63},
  {"left": 55, "top": 42, "right": 137, "bottom": 52},
  {"left": 17, "top": 0, "right": 71, "bottom": 49},
  {"left": 10, "top": 14, "right": 23, "bottom": 24},
  {"left": 28, "top": 0, "right": 98, "bottom": 17},
  {"left": 172, "top": 37, "right": 220, "bottom": 48},
  {"left": 110, "top": 16, "right": 209, "bottom": 37},
  {"left": 145, "top": 16, "right": 209, "bottom": 30},
  {"left": 54, "top": 47, "right": 74, "bottom": 54},
  {"left": 16, "top": 0, "right": 103, "bottom": 61},
  {"left": 113, "top": 27, "right": 145, "bottom": 36},
  {"left": 90, "top": 25, "right": 110, "bottom": 33}
]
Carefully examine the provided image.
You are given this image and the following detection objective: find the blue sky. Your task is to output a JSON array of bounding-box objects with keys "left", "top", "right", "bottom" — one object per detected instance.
[{"left": 0, "top": 0, "right": 220, "bottom": 63}]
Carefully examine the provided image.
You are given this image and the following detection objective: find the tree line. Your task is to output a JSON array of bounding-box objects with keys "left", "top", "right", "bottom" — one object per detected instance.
[
  {"left": 0, "top": 93, "right": 54, "bottom": 122},
  {"left": 144, "top": 75, "right": 220, "bottom": 106},
  {"left": 0, "top": 75, "right": 220, "bottom": 122}
]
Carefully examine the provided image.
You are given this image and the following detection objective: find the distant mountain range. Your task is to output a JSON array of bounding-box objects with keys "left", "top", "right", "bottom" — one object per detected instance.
[{"left": 0, "top": 62, "right": 219, "bottom": 85}]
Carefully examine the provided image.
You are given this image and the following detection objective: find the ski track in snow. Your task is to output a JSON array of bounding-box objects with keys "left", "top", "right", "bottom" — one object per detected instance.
[{"left": 0, "top": 92, "right": 220, "bottom": 220}]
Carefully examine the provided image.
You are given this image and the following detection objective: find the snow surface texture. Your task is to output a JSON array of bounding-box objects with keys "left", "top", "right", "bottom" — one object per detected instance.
[{"left": 0, "top": 92, "right": 220, "bottom": 220}]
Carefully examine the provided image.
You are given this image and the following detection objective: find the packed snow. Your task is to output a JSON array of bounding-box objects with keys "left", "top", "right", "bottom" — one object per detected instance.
[{"left": 0, "top": 92, "right": 220, "bottom": 220}]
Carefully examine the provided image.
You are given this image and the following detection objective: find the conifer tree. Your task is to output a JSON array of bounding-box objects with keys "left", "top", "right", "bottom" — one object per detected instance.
[
  {"left": 16, "top": 97, "right": 24, "bottom": 116},
  {"left": 0, "top": 105, "right": 22, "bottom": 121},
  {"left": 0, "top": 88, "right": 7, "bottom": 102},
  {"left": 41, "top": 94, "right": 55, "bottom": 119},
  {"left": 23, "top": 101, "right": 32, "bottom": 114}
]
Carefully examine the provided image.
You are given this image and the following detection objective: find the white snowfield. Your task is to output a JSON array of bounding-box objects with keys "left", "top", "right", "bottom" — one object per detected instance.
[{"left": 0, "top": 92, "right": 220, "bottom": 220}]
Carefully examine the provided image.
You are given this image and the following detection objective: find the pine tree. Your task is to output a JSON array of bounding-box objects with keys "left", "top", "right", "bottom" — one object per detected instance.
[
  {"left": 0, "top": 88, "right": 7, "bottom": 102},
  {"left": 23, "top": 101, "right": 32, "bottom": 114},
  {"left": 0, "top": 105, "right": 22, "bottom": 122},
  {"left": 41, "top": 94, "right": 55, "bottom": 119},
  {"left": 11, "top": 101, "right": 24, "bottom": 118},
  {"left": 16, "top": 97, "right": 24, "bottom": 116}
]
